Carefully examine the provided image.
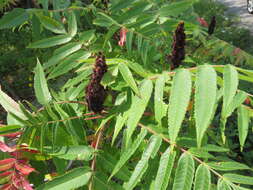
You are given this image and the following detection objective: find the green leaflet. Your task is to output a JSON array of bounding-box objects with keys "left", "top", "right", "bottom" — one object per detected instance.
[
  {"left": 223, "top": 174, "right": 253, "bottom": 185},
  {"left": 230, "top": 183, "right": 251, "bottom": 190},
  {"left": 172, "top": 153, "right": 195, "bottom": 190},
  {"left": 237, "top": 105, "right": 250, "bottom": 151},
  {"left": 98, "top": 152, "right": 131, "bottom": 182},
  {"left": 53, "top": 104, "right": 79, "bottom": 145},
  {"left": 236, "top": 67, "right": 253, "bottom": 79},
  {"left": 154, "top": 147, "right": 176, "bottom": 190},
  {"left": 0, "top": 8, "right": 29, "bottom": 29},
  {"left": 208, "top": 161, "right": 250, "bottom": 171},
  {"left": 188, "top": 148, "right": 214, "bottom": 159},
  {"left": 217, "top": 179, "right": 232, "bottom": 190},
  {"left": 222, "top": 65, "right": 238, "bottom": 118},
  {"left": 79, "top": 29, "right": 96, "bottom": 42},
  {"left": 127, "top": 14, "right": 158, "bottom": 29},
  {"left": 118, "top": 63, "right": 139, "bottom": 95},
  {"left": 45, "top": 146, "right": 95, "bottom": 161},
  {"left": 124, "top": 135, "right": 162, "bottom": 190},
  {"left": 44, "top": 42, "right": 82, "bottom": 69},
  {"left": 221, "top": 91, "right": 247, "bottom": 143},
  {"left": 34, "top": 60, "right": 52, "bottom": 105},
  {"left": 139, "top": 23, "right": 161, "bottom": 37},
  {"left": 53, "top": 158, "right": 68, "bottom": 175},
  {"left": 68, "top": 12, "right": 77, "bottom": 37},
  {"left": 0, "top": 125, "right": 22, "bottom": 135},
  {"left": 110, "top": 0, "right": 137, "bottom": 12},
  {"left": 103, "top": 25, "right": 119, "bottom": 48},
  {"left": 19, "top": 103, "right": 40, "bottom": 124},
  {"left": 125, "top": 60, "right": 151, "bottom": 78},
  {"left": 118, "top": 1, "right": 152, "bottom": 23},
  {"left": 0, "top": 89, "right": 26, "bottom": 119},
  {"left": 159, "top": 0, "right": 193, "bottom": 17},
  {"left": 8, "top": 112, "right": 31, "bottom": 126},
  {"left": 168, "top": 69, "right": 192, "bottom": 143},
  {"left": 194, "top": 65, "right": 217, "bottom": 147},
  {"left": 126, "top": 79, "right": 153, "bottom": 146},
  {"left": 28, "top": 34, "right": 72, "bottom": 48},
  {"left": 93, "top": 172, "right": 125, "bottom": 190},
  {"left": 40, "top": 123, "right": 47, "bottom": 152},
  {"left": 201, "top": 144, "right": 229, "bottom": 152},
  {"left": 63, "top": 68, "right": 92, "bottom": 89},
  {"left": 66, "top": 82, "right": 87, "bottom": 100},
  {"left": 48, "top": 51, "right": 91, "bottom": 79},
  {"left": 194, "top": 164, "right": 211, "bottom": 190},
  {"left": 109, "top": 128, "right": 147, "bottom": 180},
  {"left": 36, "top": 167, "right": 92, "bottom": 190},
  {"left": 37, "top": 14, "right": 66, "bottom": 34},
  {"left": 141, "top": 40, "right": 149, "bottom": 65},
  {"left": 111, "top": 113, "right": 128, "bottom": 145},
  {"left": 94, "top": 12, "right": 119, "bottom": 27},
  {"left": 224, "top": 91, "right": 247, "bottom": 118},
  {"left": 126, "top": 30, "right": 134, "bottom": 53},
  {"left": 154, "top": 74, "right": 168, "bottom": 125}
]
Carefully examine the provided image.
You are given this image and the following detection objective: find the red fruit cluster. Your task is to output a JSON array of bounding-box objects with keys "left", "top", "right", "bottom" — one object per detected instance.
[
  {"left": 92, "top": 53, "right": 107, "bottom": 82},
  {"left": 197, "top": 17, "right": 209, "bottom": 27},
  {"left": 118, "top": 28, "right": 128, "bottom": 47},
  {"left": 168, "top": 21, "right": 186, "bottom": 70},
  {"left": 85, "top": 53, "right": 108, "bottom": 113},
  {"left": 208, "top": 16, "right": 216, "bottom": 35}
]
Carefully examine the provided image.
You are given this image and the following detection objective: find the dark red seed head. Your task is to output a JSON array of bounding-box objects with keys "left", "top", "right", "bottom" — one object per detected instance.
[
  {"left": 167, "top": 21, "right": 186, "bottom": 70},
  {"left": 85, "top": 53, "right": 108, "bottom": 113},
  {"left": 208, "top": 16, "right": 216, "bottom": 35}
]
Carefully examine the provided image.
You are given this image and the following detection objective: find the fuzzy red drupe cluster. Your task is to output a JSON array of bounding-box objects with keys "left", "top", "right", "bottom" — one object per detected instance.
[
  {"left": 168, "top": 22, "right": 186, "bottom": 70},
  {"left": 85, "top": 52, "right": 108, "bottom": 113}
]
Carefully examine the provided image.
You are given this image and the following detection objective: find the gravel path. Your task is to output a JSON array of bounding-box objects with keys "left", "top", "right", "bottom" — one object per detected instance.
[{"left": 217, "top": 0, "right": 253, "bottom": 32}]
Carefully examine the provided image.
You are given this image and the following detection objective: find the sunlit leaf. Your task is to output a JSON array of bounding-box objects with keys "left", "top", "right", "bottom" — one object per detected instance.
[
  {"left": 194, "top": 164, "right": 211, "bottom": 190},
  {"left": 34, "top": 59, "right": 52, "bottom": 105},
  {"left": 195, "top": 65, "right": 217, "bottom": 147},
  {"left": 48, "top": 51, "right": 91, "bottom": 79},
  {"left": 28, "top": 34, "right": 72, "bottom": 48},
  {"left": 0, "top": 89, "right": 26, "bottom": 119},
  {"left": 37, "top": 14, "right": 66, "bottom": 34},
  {"left": 0, "top": 125, "right": 22, "bottom": 136},
  {"left": 208, "top": 161, "right": 251, "bottom": 171},
  {"left": 45, "top": 146, "right": 95, "bottom": 161},
  {"left": 36, "top": 167, "right": 92, "bottom": 190},
  {"left": 0, "top": 8, "right": 29, "bottom": 29},
  {"left": 168, "top": 69, "right": 192, "bottom": 143},
  {"left": 237, "top": 105, "right": 250, "bottom": 151},
  {"left": 44, "top": 42, "right": 82, "bottom": 69},
  {"left": 159, "top": 1, "right": 193, "bottom": 17},
  {"left": 124, "top": 135, "right": 162, "bottom": 190},
  {"left": 172, "top": 153, "right": 195, "bottom": 190},
  {"left": 154, "top": 147, "right": 176, "bottom": 190},
  {"left": 126, "top": 79, "right": 153, "bottom": 146},
  {"left": 223, "top": 174, "right": 253, "bottom": 185},
  {"left": 118, "top": 63, "right": 139, "bottom": 95},
  {"left": 68, "top": 12, "right": 77, "bottom": 37},
  {"left": 110, "top": 129, "right": 147, "bottom": 180},
  {"left": 155, "top": 74, "right": 168, "bottom": 125},
  {"left": 222, "top": 65, "right": 238, "bottom": 118}
]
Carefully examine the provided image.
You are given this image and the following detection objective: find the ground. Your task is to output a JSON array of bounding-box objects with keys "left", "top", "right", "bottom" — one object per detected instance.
[{"left": 217, "top": 0, "right": 253, "bottom": 32}]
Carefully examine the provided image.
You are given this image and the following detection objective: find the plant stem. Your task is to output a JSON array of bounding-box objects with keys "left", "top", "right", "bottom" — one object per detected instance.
[{"left": 89, "top": 126, "right": 104, "bottom": 190}]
